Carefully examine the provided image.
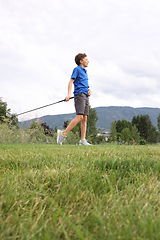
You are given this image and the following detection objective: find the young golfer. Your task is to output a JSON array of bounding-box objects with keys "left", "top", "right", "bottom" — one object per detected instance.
[{"left": 57, "top": 53, "right": 92, "bottom": 145}]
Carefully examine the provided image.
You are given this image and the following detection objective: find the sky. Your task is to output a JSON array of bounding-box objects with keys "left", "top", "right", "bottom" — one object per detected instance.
[{"left": 1, "top": 0, "right": 160, "bottom": 121}]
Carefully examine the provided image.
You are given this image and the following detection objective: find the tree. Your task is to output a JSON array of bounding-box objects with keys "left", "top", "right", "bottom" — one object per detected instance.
[
  {"left": 0, "top": 98, "right": 19, "bottom": 126},
  {"left": 147, "top": 126, "right": 159, "bottom": 143},
  {"left": 131, "top": 125, "right": 140, "bottom": 144},
  {"left": 10, "top": 114, "right": 19, "bottom": 127},
  {"left": 110, "top": 121, "right": 117, "bottom": 142},
  {"left": 157, "top": 113, "right": 160, "bottom": 136},
  {"left": 0, "top": 98, "right": 8, "bottom": 122},
  {"left": 116, "top": 119, "right": 132, "bottom": 133},
  {"left": 131, "top": 114, "right": 152, "bottom": 140},
  {"left": 116, "top": 119, "right": 132, "bottom": 141},
  {"left": 86, "top": 106, "right": 99, "bottom": 144},
  {"left": 132, "top": 115, "right": 140, "bottom": 129},
  {"left": 121, "top": 127, "right": 131, "bottom": 144}
]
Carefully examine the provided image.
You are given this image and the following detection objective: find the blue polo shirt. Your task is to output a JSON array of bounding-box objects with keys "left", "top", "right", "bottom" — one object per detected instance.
[{"left": 71, "top": 65, "right": 89, "bottom": 96}]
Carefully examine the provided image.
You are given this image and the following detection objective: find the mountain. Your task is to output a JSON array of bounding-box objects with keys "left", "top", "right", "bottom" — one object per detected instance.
[
  {"left": 20, "top": 106, "right": 160, "bottom": 132},
  {"left": 95, "top": 106, "right": 160, "bottom": 131}
]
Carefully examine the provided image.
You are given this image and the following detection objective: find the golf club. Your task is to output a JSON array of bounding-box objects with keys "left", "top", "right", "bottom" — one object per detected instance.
[{"left": 5, "top": 96, "right": 74, "bottom": 118}]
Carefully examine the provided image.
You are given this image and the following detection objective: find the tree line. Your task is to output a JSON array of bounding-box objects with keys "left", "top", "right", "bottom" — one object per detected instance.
[
  {"left": 109, "top": 114, "right": 160, "bottom": 144},
  {"left": 1, "top": 97, "right": 160, "bottom": 144},
  {"left": 0, "top": 97, "right": 100, "bottom": 144}
]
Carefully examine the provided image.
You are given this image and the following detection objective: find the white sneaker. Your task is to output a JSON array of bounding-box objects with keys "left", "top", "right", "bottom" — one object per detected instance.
[
  {"left": 79, "top": 139, "right": 91, "bottom": 145},
  {"left": 57, "top": 129, "right": 65, "bottom": 145}
]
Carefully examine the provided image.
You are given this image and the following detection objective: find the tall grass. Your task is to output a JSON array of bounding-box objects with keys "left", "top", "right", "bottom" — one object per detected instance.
[
  {"left": 0, "top": 144, "right": 160, "bottom": 239},
  {"left": 0, "top": 123, "right": 57, "bottom": 144}
]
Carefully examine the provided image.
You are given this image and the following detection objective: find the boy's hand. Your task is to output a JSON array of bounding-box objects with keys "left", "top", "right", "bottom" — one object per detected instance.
[
  {"left": 65, "top": 95, "right": 71, "bottom": 101},
  {"left": 88, "top": 89, "right": 92, "bottom": 96}
]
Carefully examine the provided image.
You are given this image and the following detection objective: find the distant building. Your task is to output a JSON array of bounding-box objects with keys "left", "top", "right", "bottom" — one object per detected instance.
[{"left": 97, "top": 131, "right": 110, "bottom": 141}]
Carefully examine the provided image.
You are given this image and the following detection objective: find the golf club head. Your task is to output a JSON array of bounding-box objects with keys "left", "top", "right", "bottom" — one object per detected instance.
[{"left": 5, "top": 111, "right": 12, "bottom": 118}]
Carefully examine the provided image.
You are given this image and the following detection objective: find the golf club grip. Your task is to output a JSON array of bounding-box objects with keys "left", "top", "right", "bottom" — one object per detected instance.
[{"left": 17, "top": 96, "right": 74, "bottom": 116}]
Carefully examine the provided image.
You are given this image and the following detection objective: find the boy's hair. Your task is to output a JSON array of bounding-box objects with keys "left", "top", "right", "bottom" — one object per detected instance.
[{"left": 75, "top": 53, "right": 87, "bottom": 66}]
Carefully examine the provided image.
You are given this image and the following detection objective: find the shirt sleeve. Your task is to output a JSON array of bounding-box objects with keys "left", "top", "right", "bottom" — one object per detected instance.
[{"left": 71, "top": 67, "right": 79, "bottom": 80}]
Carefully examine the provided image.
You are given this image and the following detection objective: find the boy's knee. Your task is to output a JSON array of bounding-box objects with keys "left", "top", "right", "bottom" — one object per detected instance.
[
  {"left": 82, "top": 115, "right": 87, "bottom": 122},
  {"left": 77, "top": 115, "right": 83, "bottom": 121},
  {"left": 84, "top": 115, "right": 87, "bottom": 121}
]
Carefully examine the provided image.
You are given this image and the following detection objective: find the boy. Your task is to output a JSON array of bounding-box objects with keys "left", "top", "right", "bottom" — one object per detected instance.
[{"left": 57, "top": 53, "right": 92, "bottom": 145}]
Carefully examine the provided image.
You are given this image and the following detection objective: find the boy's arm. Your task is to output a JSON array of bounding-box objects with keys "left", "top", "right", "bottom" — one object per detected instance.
[{"left": 65, "top": 78, "right": 74, "bottom": 101}]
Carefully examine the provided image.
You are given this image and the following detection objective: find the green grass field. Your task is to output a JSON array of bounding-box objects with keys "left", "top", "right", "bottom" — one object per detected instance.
[{"left": 0, "top": 144, "right": 160, "bottom": 239}]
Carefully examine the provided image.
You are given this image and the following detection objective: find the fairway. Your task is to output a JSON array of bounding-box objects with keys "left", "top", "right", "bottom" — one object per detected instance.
[{"left": 0, "top": 144, "right": 160, "bottom": 239}]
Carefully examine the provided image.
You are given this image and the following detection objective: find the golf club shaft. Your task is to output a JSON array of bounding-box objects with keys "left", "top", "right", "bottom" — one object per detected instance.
[{"left": 17, "top": 97, "right": 74, "bottom": 116}]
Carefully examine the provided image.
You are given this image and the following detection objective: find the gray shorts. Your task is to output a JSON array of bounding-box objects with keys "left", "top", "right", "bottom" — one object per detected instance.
[{"left": 74, "top": 93, "right": 89, "bottom": 116}]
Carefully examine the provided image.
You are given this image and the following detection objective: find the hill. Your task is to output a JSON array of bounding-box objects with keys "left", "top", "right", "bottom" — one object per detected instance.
[
  {"left": 20, "top": 106, "right": 160, "bottom": 132},
  {"left": 96, "top": 106, "right": 160, "bottom": 131}
]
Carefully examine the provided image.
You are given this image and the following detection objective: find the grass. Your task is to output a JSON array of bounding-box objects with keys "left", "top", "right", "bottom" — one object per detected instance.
[{"left": 0, "top": 144, "right": 160, "bottom": 239}]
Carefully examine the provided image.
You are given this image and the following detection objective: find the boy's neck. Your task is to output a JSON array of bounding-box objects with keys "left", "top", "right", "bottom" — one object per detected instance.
[{"left": 79, "top": 64, "right": 86, "bottom": 69}]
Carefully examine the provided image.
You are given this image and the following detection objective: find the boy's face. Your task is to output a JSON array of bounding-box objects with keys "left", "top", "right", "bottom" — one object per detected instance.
[{"left": 80, "top": 57, "right": 89, "bottom": 68}]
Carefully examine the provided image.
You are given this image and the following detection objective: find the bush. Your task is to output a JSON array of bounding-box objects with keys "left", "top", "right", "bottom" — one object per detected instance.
[
  {"left": 26, "top": 121, "right": 56, "bottom": 144},
  {"left": 139, "top": 138, "right": 146, "bottom": 145},
  {"left": 64, "top": 131, "right": 80, "bottom": 145},
  {"left": 0, "top": 122, "right": 56, "bottom": 144},
  {"left": 0, "top": 123, "right": 29, "bottom": 143}
]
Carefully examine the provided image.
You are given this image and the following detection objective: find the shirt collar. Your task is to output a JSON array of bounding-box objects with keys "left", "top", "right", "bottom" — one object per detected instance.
[{"left": 78, "top": 65, "right": 87, "bottom": 73}]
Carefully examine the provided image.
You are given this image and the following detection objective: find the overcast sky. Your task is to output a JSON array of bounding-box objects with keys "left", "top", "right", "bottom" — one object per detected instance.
[{"left": 1, "top": 0, "right": 160, "bottom": 121}]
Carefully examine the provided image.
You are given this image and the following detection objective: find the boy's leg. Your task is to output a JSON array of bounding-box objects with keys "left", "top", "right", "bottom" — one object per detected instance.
[
  {"left": 79, "top": 115, "right": 91, "bottom": 145},
  {"left": 81, "top": 115, "right": 87, "bottom": 140},
  {"left": 62, "top": 114, "right": 83, "bottom": 136},
  {"left": 57, "top": 116, "right": 83, "bottom": 145},
  {"left": 62, "top": 93, "right": 87, "bottom": 137},
  {"left": 79, "top": 98, "right": 91, "bottom": 145}
]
